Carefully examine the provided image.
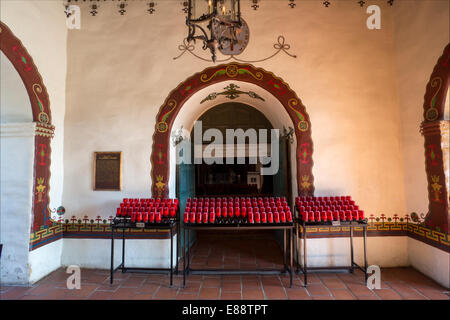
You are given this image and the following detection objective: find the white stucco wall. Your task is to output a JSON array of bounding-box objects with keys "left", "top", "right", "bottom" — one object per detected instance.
[
  {"left": 63, "top": 1, "right": 407, "bottom": 221},
  {"left": 408, "top": 238, "right": 449, "bottom": 289},
  {"left": 0, "top": 123, "right": 35, "bottom": 284}
]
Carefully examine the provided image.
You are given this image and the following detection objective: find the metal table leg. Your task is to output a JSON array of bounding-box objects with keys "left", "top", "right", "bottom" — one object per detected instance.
[
  {"left": 303, "top": 223, "right": 307, "bottom": 287},
  {"left": 290, "top": 227, "right": 293, "bottom": 288},
  {"left": 283, "top": 229, "right": 287, "bottom": 272},
  {"left": 364, "top": 225, "right": 368, "bottom": 282},
  {"left": 110, "top": 226, "right": 114, "bottom": 284},
  {"left": 183, "top": 226, "right": 186, "bottom": 288},
  {"left": 350, "top": 221, "right": 354, "bottom": 273},
  {"left": 170, "top": 226, "right": 173, "bottom": 287},
  {"left": 296, "top": 222, "right": 300, "bottom": 272},
  {"left": 122, "top": 227, "right": 125, "bottom": 273}
]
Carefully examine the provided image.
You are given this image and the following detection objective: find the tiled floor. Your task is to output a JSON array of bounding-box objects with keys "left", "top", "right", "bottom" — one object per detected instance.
[{"left": 1, "top": 232, "right": 449, "bottom": 300}]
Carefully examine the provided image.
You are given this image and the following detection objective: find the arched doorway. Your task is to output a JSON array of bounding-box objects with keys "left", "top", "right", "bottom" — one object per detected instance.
[
  {"left": 151, "top": 63, "right": 314, "bottom": 200},
  {"left": 189, "top": 102, "right": 276, "bottom": 197},
  {"left": 0, "top": 21, "right": 55, "bottom": 283},
  {"left": 421, "top": 43, "right": 450, "bottom": 233}
]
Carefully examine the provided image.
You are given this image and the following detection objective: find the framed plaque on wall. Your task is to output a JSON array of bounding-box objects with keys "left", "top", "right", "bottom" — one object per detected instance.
[{"left": 93, "top": 152, "right": 122, "bottom": 191}]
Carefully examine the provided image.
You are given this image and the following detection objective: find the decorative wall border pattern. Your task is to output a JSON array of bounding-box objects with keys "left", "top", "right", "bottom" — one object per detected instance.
[
  {"left": 421, "top": 43, "right": 450, "bottom": 233},
  {"left": 0, "top": 21, "right": 55, "bottom": 250},
  {"left": 150, "top": 63, "right": 315, "bottom": 198},
  {"left": 27, "top": 220, "right": 448, "bottom": 253}
]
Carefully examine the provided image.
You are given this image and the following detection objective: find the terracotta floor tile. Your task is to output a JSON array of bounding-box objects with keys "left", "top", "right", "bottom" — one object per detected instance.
[
  {"left": 264, "top": 286, "right": 287, "bottom": 299},
  {"left": 305, "top": 284, "right": 331, "bottom": 296},
  {"left": 222, "top": 281, "right": 242, "bottom": 292},
  {"left": 221, "top": 292, "right": 242, "bottom": 300},
  {"left": 373, "top": 289, "right": 403, "bottom": 300},
  {"left": 330, "top": 289, "right": 356, "bottom": 300},
  {"left": 26, "top": 283, "right": 59, "bottom": 296},
  {"left": 110, "top": 287, "right": 139, "bottom": 300},
  {"left": 154, "top": 286, "right": 179, "bottom": 299},
  {"left": 138, "top": 283, "right": 160, "bottom": 294},
  {"left": 388, "top": 283, "right": 428, "bottom": 299},
  {"left": 177, "top": 292, "right": 199, "bottom": 300},
  {"left": 416, "top": 289, "right": 450, "bottom": 300},
  {"left": 285, "top": 288, "right": 311, "bottom": 300},
  {"left": 243, "top": 288, "right": 264, "bottom": 300},
  {"left": 88, "top": 291, "right": 114, "bottom": 300},
  {"left": 0, "top": 286, "right": 31, "bottom": 299},
  {"left": 121, "top": 276, "right": 146, "bottom": 288},
  {"left": 133, "top": 293, "right": 156, "bottom": 300},
  {"left": 198, "top": 287, "right": 220, "bottom": 300},
  {"left": 42, "top": 288, "right": 71, "bottom": 300},
  {"left": 66, "top": 284, "right": 99, "bottom": 298},
  {"left": 312, "top": 296, "right": 334, "bottom": 300},
  {"left": 322, "top": 277, "right": 346, "bottom": 289},
  {"left": 96, "top": 283, "right": 120, "bottom": 292},
  {"left": 347, "top": 284, "right": 376, "bottom": 297},
  {"left": 202, "top": 277, "right": 222, "bottom": 288}
]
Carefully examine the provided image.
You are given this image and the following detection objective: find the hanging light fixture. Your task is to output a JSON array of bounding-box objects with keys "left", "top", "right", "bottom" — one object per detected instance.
[{"left": 186, "top": 0, "right": 249, "bottom": 63}]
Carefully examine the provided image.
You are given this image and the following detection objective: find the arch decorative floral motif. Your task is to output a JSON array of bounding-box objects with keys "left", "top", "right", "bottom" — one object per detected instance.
[
  {"left": 151, "top": 63, "right": 314, "bottom": 198},
  {"left": 0, "top": 21, "right": 55, "bottom": 249},
  {"left": 421, "top": 43, "right": 450, "bottom": 233}
]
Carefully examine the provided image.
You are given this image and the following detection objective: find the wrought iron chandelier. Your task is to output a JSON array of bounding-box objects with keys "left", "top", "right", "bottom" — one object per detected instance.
[{"left": 186, "top": 0, "right": 247, "bottom": 63}]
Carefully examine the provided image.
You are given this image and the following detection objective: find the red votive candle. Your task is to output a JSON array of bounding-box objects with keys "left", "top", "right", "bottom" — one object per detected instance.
[
  {"left": 116, "top": 208, "right": 122, "bottom": 217},
  {"left": 314, "top": 212, "right": 321, "bottom": 222},
  {"left": 184, "top": 213, "right": 189, "bottom": 223},
  {"left": 170, "top": 208, "right": 176, "bottom": 218},
  {"left": 358, "top": 210, "right": 364, "bottom": 220},
  {"left": 286, "top": 211, "right": 293, "bottom": 222},
  {"left": 254, "top": 212, "right": 261, "bottom": 223},
  {"left": 216, "top": 207, "right": 221, "bottom": 218},
  {"left": 248, "top": 212, "right": 254, "bottom": 223},
  {"left": 222, "top": 207, "right": 228, "bottom": 218},
  {"left": 301, "top": 212, "right": 308, "bottom": 222},
  {"left": 261, "top": 212, "right": 267, "bottom": 223},
  {"left": 339, "top": 211, "right": 346, "bottom": 221},
  {"left": 209, "top": 212, "right": 215, "bottom": 223},
  {"left": 156, "top": 213, "right": 162, "bottom": 223},
  {"left": 143, "top": 212, "right": 148, "bottom": 223},
  {"left": 352, "top": 210, "right": 358, "bottom": 221},
  {"left": 274, "top": 212, "right": 280, "bottom": 223},
  {"left": 235, "top": 207, "right": 240, "bottom": 218},
  {"left": 241, "top": 207, "right": 247, "bottom": 218},
  {"left": 203, "top": 212, "right": 208, "bottom": 224},
  {"left": 196, "top": 212, "right": 202, "bottom": 224},
  {"left": 327, "top": 211, "right": 333, "bottom": 221},
  {"left": 229, "top": 207, "right": 234, "bottom": 218},
  {"left": 189, "top": 212, "right": 195, "bottom": 224},
  {"left": 149, "top": 212, "right": 155, "bottom": 223},
  {"left": 321, "top": 212, "right": 327, "bottom": 222},
  {"left": 280, "top": 212, "right": 286, "bottom": 223}
]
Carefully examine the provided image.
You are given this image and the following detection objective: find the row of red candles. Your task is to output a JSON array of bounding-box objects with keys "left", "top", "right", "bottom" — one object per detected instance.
[
  {"left": 296, "top": 196, "right": 352, "bottom": 201},
  {"left": 116, "top": 206, "right": 177, "bottom": 218},
  {"left": 121, "top": 211, "right": 174, "bottom": 223},
  {"left": 296, "top": 200, "right": 356, "bottom": 207},
  {"left": 186, "top": 205, "right": 291, "bottom": 215},
  {"left": 122, "top": 198, "right": 179, "bottom": 204},
  {"left": 188, "top": 196, "right": 287, "bottom": 201},
  {"left": 298, "top": 210, "right": 365, "bottom": 222},
  {"left": 184, "top": 211, "right": 293, "bottom": 224}
]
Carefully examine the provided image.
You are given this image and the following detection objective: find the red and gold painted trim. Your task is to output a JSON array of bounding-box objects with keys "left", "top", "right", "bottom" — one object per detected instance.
[
  {"left": 151, "top": 63, "right": 315, "bottom": 198},
  {"left": 0, "top": 21, "right": 55, "bottom": 250},
  {"left": 421, "top": 44, "right": 450, "bottom": 233}
]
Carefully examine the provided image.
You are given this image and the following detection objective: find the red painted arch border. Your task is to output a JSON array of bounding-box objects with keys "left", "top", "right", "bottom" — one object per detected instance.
[
  {"left": 0, "top": 21, "right": 55, "bottom": 249},
  {"left": 150, "top": 63, "right": 315, "bottom": 198}
]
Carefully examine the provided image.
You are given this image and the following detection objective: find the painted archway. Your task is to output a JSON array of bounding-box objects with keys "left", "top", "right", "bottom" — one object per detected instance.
[
  {"left": 0, "top": 21, "right": 55, "bottom": 249},
  {"left": 151, "top": 63, "right": 314, "bottom": 198},
  {"left": 421, "top": 43, "right": 450, "bottom": 233}
]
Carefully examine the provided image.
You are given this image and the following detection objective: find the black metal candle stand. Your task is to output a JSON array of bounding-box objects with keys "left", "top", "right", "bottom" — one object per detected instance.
[{"left": 110, "top": 209, "right": 180, "bottom": 287}]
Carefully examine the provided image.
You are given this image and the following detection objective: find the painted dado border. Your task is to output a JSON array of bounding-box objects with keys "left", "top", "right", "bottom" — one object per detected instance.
[
  {"left": 150, "top": 63, "right": 315, "bottom": 198},
  {"left": 0, "top": 21, "right": 55, "bottom": 250},
  {"left": 27, "top": 221, "right": 449, "bottom": 253},
  {"left": 421, "top": 43, "right": 450, "bottom": 233}
]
